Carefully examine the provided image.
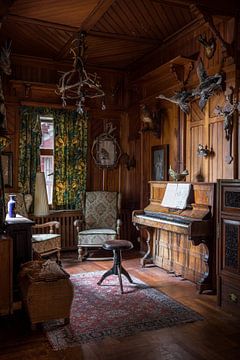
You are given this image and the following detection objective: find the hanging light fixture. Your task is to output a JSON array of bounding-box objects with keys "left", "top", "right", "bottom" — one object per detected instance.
[{"left": 56, "top": 32, "right": 106, "bottom": 114}]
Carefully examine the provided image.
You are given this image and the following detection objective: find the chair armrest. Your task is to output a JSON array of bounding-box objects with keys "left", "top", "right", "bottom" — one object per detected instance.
[
  {"left": 32, "top": 221, "right": 60, "bottom": 234},
  {"left": 74, "top": 219, "right": 84, "bottom": 233}
]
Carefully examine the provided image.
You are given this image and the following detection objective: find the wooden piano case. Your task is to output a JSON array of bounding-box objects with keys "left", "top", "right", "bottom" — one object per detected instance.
[{"left": 133, "top": 181, "right": 216, "bottom": 293}]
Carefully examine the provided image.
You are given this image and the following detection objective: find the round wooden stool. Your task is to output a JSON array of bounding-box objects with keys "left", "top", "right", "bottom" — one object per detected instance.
[{"left": 97, "top": 240, "right": 133, "bottom": 294}]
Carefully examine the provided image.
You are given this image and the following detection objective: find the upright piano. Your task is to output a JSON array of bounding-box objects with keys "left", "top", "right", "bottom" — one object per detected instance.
[{"left": 132, "top": 181, "right": 216, "bottom": 293}]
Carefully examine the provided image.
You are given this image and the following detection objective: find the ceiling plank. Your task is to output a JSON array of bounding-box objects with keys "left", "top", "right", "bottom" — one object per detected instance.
[{"left": 88, "top": 30, "right": 161, "bottom": 45}]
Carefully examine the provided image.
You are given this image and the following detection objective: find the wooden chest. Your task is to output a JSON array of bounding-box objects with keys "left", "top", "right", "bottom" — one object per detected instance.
[{"left": 19, "top": 260, "right": 74, "bottom": 327}]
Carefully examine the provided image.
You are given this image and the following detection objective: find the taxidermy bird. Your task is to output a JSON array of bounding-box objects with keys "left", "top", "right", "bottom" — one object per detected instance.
[
  {"left": 193, "top": 58, "right": 222, "bottom": 111},
  {"left": 140, "top": 104, "right": 154, "bottom": 130},
  {"left": 169, "top": 165, "right": 189, "bottom": 181},
  {"left": 156, "top": 90, "right": 195, "bottom": 114},
  {"left": 198, "top": 34, "right": 216, "bottom": 59}
]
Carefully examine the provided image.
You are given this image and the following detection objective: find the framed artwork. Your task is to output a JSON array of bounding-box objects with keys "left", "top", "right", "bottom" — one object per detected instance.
[
  {"left": 1, "top": 151, "right": 13, "bottom": 187},
  {"left": 151, "top": 145, "right": 169, "bottom": 181}
]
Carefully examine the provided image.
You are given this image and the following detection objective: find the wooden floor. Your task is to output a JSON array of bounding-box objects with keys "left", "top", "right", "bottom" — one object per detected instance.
[{"left": 0, "top": 251, "right": 240, "bottom": 360}]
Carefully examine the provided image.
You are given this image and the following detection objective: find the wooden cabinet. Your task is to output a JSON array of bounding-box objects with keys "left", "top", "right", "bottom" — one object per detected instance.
[
  {"left": 0, "top": 234, "right": 12, "bottom": 315},
  {"left": 217, "top": 179, "right": 240, "bottom": 315},
  {"left": 5, "top": 215, "right": 34, "bottom": 301}
]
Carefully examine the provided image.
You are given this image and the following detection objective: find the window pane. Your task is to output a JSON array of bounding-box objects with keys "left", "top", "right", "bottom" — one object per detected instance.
[
  {"left": 40, "top": 121, "right": 54, "bottom": 150},
  {"left": 40, "top": 155, "right": 54, "bottom": 204}
]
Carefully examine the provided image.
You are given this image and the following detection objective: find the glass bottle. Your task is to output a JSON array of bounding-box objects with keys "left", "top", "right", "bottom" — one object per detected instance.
[{"left": 8, "top": 194, "right": 16, "bottom": 218}]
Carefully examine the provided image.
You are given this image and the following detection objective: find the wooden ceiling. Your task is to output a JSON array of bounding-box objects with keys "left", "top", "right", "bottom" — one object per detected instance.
[{"left": 0, "top": 0, "right": 237, "bottom": 73}]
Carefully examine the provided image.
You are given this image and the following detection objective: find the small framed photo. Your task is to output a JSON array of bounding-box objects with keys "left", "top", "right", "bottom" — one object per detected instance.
[
  {"left": 1, "top": 152, "right": 13, "bottom": 187},
  {"left": 151, "top": 145, "right": 169, "bottom": 181}
]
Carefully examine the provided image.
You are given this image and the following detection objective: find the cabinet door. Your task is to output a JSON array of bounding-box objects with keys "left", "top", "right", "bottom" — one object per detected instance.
[
  {"left": 0, "top": 235, "right": 12, "bottom": 316},
  {"left": 221, "top": 219, "right": 240, "bottom": 277}
]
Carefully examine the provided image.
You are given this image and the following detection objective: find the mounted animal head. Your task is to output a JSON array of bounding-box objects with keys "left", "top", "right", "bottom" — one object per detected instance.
[
  {"left": 198, "top": 34, "right": 216, "bottom": 60},
  {"left": 0, "top": 41, "right": 12, "bottom": 76}
]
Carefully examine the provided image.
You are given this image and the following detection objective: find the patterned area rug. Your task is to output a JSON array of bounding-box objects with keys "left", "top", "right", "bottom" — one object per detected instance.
[{"left": 45, "top": 271, "right": 203, "bottom": 350}]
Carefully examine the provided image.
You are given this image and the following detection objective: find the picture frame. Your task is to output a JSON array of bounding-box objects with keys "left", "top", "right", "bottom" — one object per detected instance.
[
  {"left": 151, "top": 145, "right": 169, "bottom": 181},
  {"left": 1, "top": 151, "right": 13, "bottom": 187},
  {"left": 91, "top": 123, "right": 122, "bottom": 169}
]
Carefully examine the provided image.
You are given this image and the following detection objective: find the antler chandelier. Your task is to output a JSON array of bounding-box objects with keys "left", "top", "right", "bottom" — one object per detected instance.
[{"left": 56, "top": 32, "right": 105, "bottom": 114}]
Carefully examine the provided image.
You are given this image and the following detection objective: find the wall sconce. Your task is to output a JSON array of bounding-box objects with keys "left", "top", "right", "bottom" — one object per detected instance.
[
  {"left": 121, "top": 153, "right": 136, "bottom": 171},
  {"left": 197, "top": 144, "right": 212, "bottom": 158}
]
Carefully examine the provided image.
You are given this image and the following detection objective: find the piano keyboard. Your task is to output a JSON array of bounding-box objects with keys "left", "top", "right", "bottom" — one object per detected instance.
[{"left": 134, "top": 214, "right": 189, "bottom": 228}]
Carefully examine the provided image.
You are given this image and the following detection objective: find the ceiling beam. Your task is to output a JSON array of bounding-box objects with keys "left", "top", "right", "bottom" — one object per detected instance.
[
  {"left": 6, "top": 14, "right": 78, "bottom": 32},
  {"left": 55, "top": 0, "right": 116, "bottom": 61},
  {"left": 152, "top": 0, "right": 192, "bottom": 9},
  {"left": 153, "top": 0, "right": 238, "bottom": 15},
  {"left": 80, "top": 0, "right": 117, "bottom": 32}
]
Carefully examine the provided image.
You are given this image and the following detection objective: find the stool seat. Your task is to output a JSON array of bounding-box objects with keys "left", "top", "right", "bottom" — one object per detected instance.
[
  {"left": 97, "top": 239, "right": 133, "bottom": 294},
  {"left": 102, "top": 240, "right": 133, "bottom": 251}
]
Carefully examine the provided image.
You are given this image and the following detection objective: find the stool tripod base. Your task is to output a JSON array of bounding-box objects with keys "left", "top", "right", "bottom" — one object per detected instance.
[{"left": 97, "top": 248, "right": 133, "bottom": 294}]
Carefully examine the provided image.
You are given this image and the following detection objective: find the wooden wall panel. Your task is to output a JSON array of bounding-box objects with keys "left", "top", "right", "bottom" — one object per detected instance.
[
  {"left": 189, "top": 124, "right": 204, "bottom": 182},
  {"left": 209, "top": 120, "right": 234, "bottom": 181}
]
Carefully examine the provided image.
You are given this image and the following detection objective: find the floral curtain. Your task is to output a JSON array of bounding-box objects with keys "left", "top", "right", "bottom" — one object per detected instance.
[
  {"left": 53, "top": 110, "right": 88, "bottom": 210},
  {"left": 18, "top": 106, "right": 41, "bottom": 195},
  {"left": 18, "top": 106, "right": 88, "bottom": 210}
]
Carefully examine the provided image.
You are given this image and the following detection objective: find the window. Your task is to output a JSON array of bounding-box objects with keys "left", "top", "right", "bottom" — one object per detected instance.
[{"left": 40, "top": 116, "right": 54, "bottom": 204}]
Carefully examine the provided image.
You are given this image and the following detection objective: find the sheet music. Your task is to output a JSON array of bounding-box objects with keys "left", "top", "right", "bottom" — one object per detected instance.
[{"left": 161, "top": 183, "right": 191, "bottom": 209}]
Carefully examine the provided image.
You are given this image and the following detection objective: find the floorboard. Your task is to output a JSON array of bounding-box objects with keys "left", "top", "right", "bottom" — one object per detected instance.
[{"left": 0, "top": 251, "right": 240, "bottom": 360}]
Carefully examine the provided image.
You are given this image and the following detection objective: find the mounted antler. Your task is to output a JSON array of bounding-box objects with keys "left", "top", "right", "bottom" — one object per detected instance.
[{"left": 0, "top": 41, "right": 12, "bottom": 76}]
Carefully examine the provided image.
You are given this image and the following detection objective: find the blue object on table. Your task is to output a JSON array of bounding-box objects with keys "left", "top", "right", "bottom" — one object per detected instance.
[{"left": 8, "top": 194, "right": 16, "bottom": 218}]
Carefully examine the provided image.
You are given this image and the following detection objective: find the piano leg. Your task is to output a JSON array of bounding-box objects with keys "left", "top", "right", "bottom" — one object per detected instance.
[
  {"left": 196, "top": 239, "right": 215, "bottom": 294},
  {"left": 139, "top": 226, "right": 154, "bottom": 267}
]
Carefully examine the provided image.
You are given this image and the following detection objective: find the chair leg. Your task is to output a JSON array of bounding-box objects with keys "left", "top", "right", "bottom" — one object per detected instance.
[
  {"left": 56, "top": 250, "right": 61, "bottom": 265},
  {"left": 97, "top": 268, "right": 115, "bottom": 285},
  {"left": 121, "top": 266, "right": 133, "bottom": 284},
  {"left": 78, "top": 246, "right": 84, "bottom": 261},
  {"left": 117, "top": 264, "right": 124, "bottom": 294}
]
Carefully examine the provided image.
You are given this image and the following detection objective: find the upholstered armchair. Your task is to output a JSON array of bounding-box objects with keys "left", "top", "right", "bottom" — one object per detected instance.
[{"left": 74, "top": 191, "right": 121, "bottom": 261}]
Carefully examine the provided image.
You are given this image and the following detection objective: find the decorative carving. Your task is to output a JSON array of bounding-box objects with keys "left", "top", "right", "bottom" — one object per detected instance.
[
  {"left": 139, "top": 104, "right": 161, "bottom": 138},
  {"left": 91, "top": 122, "right": 121, "bottom": 169},
  {"left": 225, "top": 191, "right": 240, "bottom": 208},
  {"left": 225, "top": 223, "right": 238, "bottom": 269},
  {"left": 214, "top": 87, "right": 240, "bottom": 164},
  {"left": 170, "top": 61, "right": 194, "bottom": 89},
  {"left": 214, "top": 88, "right": 238, "bottom": 141}
]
